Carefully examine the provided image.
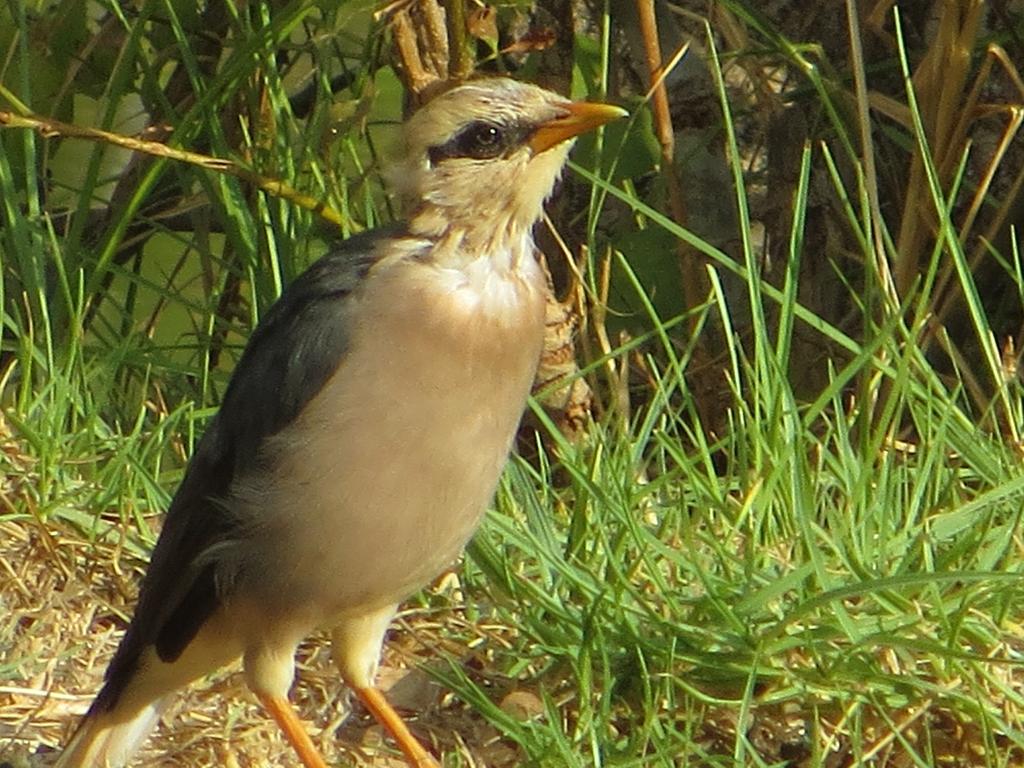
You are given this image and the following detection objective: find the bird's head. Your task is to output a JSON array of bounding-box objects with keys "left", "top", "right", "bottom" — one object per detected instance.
[{"left": 392, "top": 78, "right": 625, "bottom": 254}]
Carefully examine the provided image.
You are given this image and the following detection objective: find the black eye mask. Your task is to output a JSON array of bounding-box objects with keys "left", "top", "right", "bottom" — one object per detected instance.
[{"left": 427, "top": 120, "right": 535, "bottom": 165}]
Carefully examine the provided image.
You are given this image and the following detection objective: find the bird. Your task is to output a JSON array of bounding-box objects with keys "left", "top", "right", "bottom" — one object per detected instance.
[{"left": 56, "top": 77, "right": 626, "bottom": 768}]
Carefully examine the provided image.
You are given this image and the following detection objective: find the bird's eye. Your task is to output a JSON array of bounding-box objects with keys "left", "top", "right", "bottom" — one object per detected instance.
[
  {"left": 459, "top": 123, "right": 504, "bottom": 157},
  {"left": 428, "top": 120, "right": 523, "bottom": 165}
]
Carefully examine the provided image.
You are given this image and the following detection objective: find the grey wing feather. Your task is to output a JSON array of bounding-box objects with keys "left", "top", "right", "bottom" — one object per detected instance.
[{"left": 94, "top": 225, "right": 400, "bottom": 712}]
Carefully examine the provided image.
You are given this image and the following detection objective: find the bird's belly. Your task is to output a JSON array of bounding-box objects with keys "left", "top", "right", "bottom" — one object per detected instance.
[{"left": 225, "top": 257, "right": 546, "bottom": 625}]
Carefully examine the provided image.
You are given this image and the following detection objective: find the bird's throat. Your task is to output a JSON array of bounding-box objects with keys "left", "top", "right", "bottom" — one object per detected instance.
[{"left": 407, "top": 204, "right": 540, "bottom": 275}]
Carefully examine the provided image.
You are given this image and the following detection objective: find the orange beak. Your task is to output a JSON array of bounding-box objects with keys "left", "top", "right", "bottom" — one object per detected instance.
[{"left": 529, "top": 101, "right": 628, "bottom": 154}]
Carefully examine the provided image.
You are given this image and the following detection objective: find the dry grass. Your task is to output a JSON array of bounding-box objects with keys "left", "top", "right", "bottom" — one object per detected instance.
[{"left": 0, "top": 514, "right": 525, "bottom": 768}]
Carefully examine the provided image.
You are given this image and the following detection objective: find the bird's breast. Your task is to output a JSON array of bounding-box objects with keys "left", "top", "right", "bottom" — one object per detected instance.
[{"left": 229, "top": 248, "right": 547, "bottom": 622}]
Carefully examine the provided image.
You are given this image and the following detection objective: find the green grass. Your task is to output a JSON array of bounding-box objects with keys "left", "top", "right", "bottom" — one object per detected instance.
[{"left": 2, "top": 2, "right": 1024, "bottom": 767}]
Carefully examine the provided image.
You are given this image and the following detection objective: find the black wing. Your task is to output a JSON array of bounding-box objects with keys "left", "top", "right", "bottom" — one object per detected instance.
[{"left": 94, "top": 225, "right": 401, "bottom": 712}]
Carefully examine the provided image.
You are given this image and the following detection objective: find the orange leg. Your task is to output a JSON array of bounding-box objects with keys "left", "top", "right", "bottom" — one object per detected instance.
[
  {"left": 259, "top": 693, "right": 330, "bottom": 768},
  {"left": 354, "top": 685, "right": 440, "bottom": 768}
]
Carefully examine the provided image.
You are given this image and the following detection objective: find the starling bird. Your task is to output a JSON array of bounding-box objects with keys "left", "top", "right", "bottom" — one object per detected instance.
[{"left": 57, "top": 77, "right": 625, "bottom": 768}]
